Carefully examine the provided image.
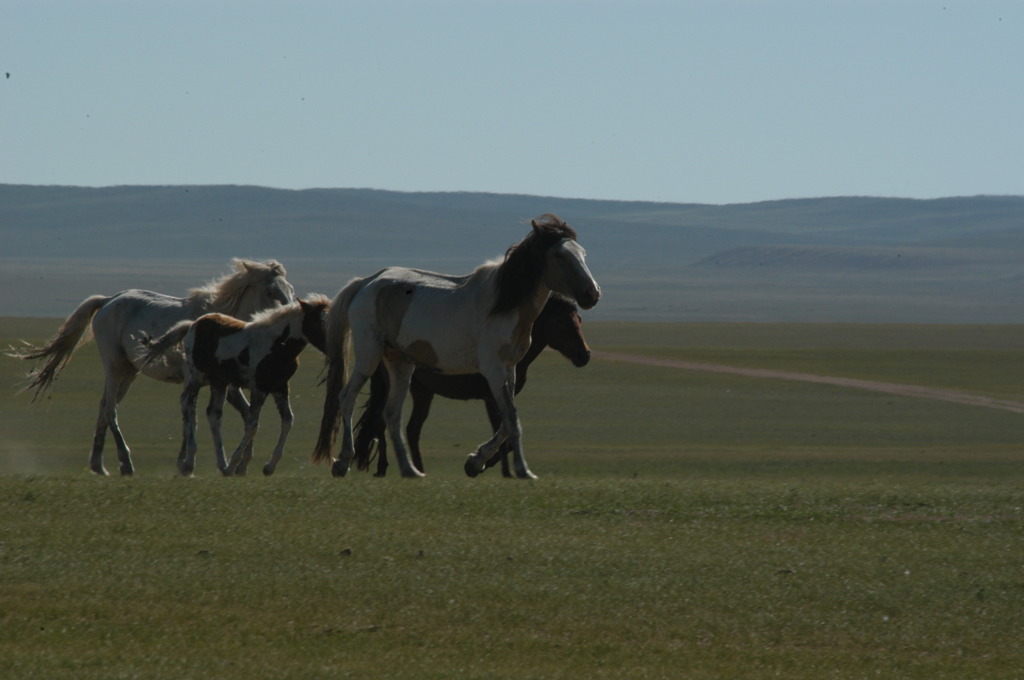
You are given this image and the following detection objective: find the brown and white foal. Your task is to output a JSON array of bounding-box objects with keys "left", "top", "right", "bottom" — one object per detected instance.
[{"left": 142, "top": 294, "right": 329, "bottom": 476}]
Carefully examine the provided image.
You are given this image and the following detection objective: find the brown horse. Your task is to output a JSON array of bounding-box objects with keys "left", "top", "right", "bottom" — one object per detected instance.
[{"left": 352, "top": 295, "right": 591, "bottom": 477}]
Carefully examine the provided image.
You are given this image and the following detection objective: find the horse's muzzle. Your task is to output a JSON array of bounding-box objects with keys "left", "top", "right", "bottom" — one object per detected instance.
[
  {"left": 572, "top": 350, "right": 591, "bottom": 368},
  {"left": 577, "top": 287, "right": 601, "bottom": 310}
]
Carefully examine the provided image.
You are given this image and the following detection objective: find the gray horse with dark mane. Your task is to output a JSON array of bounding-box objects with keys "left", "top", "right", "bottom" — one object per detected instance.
[
  {"left": 313, "top": 215, "right": 600, "bottom": 480},
  {"left": 353, "top": 294, "right": 591, "bottom": 477}
]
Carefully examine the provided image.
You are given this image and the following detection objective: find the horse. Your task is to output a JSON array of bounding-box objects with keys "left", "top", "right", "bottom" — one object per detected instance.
[
  {"left": 8, "top": 259, "right": 295, "bottom": 476},
  {"left": 140, "top": 294, "right": 329, "bottom": 477},
  {"left": 312, "top": 214, "right": 600, "bottom": 480},
  {"left": 352, "top": 294, "right": 591, "bottom": 477}
]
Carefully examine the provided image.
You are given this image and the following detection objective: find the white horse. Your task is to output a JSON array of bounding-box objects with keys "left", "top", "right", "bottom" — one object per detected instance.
[
  {"left": 312, "top": 214, "right": 600, "bottom": 480},
  {"left": 9, "top": 259, "right": 295, "bottom": 476},
  {"left": 141, "top": 294, "right": 329, "bottom": 477}
]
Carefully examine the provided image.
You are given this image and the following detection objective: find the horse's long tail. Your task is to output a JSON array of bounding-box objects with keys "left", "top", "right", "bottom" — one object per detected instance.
[
  {"left": 138, "top": 320, "right": 193, "bottom": 368},
  {"left": 312, "top": 277, "right": 364, "bottom": 464},
  {"left": 6, "top": 295, "right": 111, "bottom": 401},
  {"left": 353, "top": 366, "right": 389, "bottom": 471}
]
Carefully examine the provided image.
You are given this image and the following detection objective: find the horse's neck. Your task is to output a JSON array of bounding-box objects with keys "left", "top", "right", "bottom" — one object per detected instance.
[
  {"left": 194, "top": 286, "right": 257, "bottom": 319},
  {"left": 508, "top": 288, "right": 552, "bottom": 393},
  {"left": 519, "top": 335, "right": 547, "bottom": 368},
  {"left": 517, "top": 285, "right": 550, "bottom": 325},
  {"left": 188, "top": 291, "right": 217, "bottom": 317}
]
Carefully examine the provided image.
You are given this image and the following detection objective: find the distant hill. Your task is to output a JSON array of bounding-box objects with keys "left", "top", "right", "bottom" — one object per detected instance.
[{"left": 2, "top": 185, "right": 1023, "bottom": 322}]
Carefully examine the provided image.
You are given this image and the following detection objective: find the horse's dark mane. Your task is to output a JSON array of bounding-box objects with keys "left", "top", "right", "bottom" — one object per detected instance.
[
  {"left": 491, "top": 215, "right": 577, "bottom": 315},
  {"left": 545, "top": 293, "right": 578, "bottom": 313}
]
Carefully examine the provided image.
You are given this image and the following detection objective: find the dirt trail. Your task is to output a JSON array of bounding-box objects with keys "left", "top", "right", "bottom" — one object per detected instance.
[{"left": 593, "top": 350, "right": 1024, "bottom": 415}]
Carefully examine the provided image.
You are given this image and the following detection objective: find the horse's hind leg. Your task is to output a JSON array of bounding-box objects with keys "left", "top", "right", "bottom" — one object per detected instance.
[
  {"left": 332, "top": 369, "right": 374, "bottom": 478},
  {"left": 383, "top": 360, "right": 424, "bottom": 478},
  {"left": 205, "top": 386, "right": 230, "bottom": 474},
  {"left": 90, "top": 395, "right": 110, "bottom": 476},
  {"left": 261, "top": 391, "right": 293, "bottom": 477},
  {"left": 373, "top": 423, "right": 389, "bottom": 478},
  {"left": 103, "top": 369, "right": 138, "bottom": 476},
  {"left": 225, "top": 389, "right": 265, "bottom": 476},
  {"left": 406, "top": 383, "right": 435, "bottom": 474},
  {"left": 90, "top": 346, "right": 138, "bottom": 476}
]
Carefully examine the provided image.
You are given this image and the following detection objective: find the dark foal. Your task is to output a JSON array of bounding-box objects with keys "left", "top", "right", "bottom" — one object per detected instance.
[{"left": 352, "top": 295, "right": 590, "bottom": 477}]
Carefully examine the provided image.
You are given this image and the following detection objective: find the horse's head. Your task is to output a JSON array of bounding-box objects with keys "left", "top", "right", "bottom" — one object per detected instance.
[
  {"left": 534, "top": 216, "right": 600, "bottom": 311},
  {"left": 256, "top": 260, "right": 296, "bottom": 307},
  {"left": 491, "top": 215, "right": 600, "bottom": 316},
  {"left": 299, "top": 294, "right": 330, "bottom": 354},
  {"left": 229, "top": 259, "right": 295, "bottom": 319},
  {"left": 533, "top": 295, "right": 590, "bottom": 367}
]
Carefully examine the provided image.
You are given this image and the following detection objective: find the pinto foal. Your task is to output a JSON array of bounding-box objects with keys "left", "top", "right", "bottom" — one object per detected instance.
[{"left": 143, "top": 295, "right": 329, "bottom": 476}]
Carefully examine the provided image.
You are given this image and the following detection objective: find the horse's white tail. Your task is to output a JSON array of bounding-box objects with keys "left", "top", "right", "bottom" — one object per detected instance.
[
  {"left": 138, "top": 320, "right": 193, "bottom": 368},
  {"left": 312, "top": 277, "right": 365, "bottom": 464},
  {"left": 7, "top": 295, "right": 111, "bottom": 401}
]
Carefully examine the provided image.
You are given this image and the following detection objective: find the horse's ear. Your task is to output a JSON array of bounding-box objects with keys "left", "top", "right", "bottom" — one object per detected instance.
[{"left": 298, "top": 298, "right": 310, "bottom": 311}]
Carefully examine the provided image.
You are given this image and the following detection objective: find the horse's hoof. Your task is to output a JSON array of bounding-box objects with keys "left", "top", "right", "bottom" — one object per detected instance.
[
  {"left": 119, "top": 465, "right": 134, "bottom": 477},
  {"left": 179, "top": 464, "right": 194, "bottom": 477},
  {"left": 516, "top": 469, "right": 538, "bottom": 481},
  {"left": 91, "top": 465, "right": 110, "bottom": 477},
  {"left": 464, "top": 458, "right": 483, "bottom": 478},
  {"left": 262, "top": 465, "right": 274, "bottom": 477},
  {"left": 331, "top": 460, "right": 349, "bottom": 478}
]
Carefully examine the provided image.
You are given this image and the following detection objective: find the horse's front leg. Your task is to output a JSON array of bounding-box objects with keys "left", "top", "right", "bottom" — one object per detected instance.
[
  {"left": 205, "top": 386, "right": 229, "bottom": 474},
  {"left": 179, "top": 382, "right": 201, "bottom": 476},
  {"left": 467, "top": 367, "right": 534, "bottom": 479},
  {"left": 482, "top": 398, "right": 513, "bottom": 477},
  {"left": 261, "top": 391, "right": 293, "bottom": 477}
]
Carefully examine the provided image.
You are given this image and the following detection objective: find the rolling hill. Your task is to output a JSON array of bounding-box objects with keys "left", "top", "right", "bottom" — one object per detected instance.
[{"left": 1, "top": 185, "right": 1022, "bottom": 322}]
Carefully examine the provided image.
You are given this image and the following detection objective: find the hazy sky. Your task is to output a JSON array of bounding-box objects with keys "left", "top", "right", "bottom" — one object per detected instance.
[{"left": 3, "top": 1, "right": 1021, "bottom": 205}]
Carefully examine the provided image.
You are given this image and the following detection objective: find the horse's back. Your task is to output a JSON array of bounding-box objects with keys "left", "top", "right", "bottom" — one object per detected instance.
[
  {"left": 351, "top": 268, "right": 493, "bottom": 373},
  {"left": 92, "top": 289, "right": 194, "bottom": 376},
  {"left": 93, "top": 290, "right": 192, "bottom": 334},
  {"left": 187, "top": 314, "right": 248, "bottom": 387}
]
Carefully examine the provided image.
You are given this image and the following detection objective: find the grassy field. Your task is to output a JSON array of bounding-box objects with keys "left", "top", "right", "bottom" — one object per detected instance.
[{"left": 2, "top": 318, "right": 1024, "bottom": 678}]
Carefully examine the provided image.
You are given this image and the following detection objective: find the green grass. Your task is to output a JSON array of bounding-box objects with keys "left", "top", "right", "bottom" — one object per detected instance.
[{"left": 2, "top": 318, "right": 1024, "bottom": 678}]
